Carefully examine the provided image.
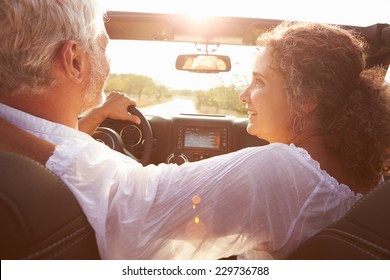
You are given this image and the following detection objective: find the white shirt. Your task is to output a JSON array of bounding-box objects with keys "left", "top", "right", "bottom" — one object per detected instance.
[{"left": 0, "top": 104, "right": 363, "bottom": 259}]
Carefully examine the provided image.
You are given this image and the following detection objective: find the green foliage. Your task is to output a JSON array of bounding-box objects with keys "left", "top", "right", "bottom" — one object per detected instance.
[
  {"left": 105, "top": 73, "right": 171, "bottom": 105},
  {"left": 195, "top": 85, "right": 247, "bottom": 116}
]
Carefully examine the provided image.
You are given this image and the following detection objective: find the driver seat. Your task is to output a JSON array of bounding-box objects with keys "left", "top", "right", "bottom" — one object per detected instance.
[{"left": 0, "top": 150, "right": 100, "bottom": 259}]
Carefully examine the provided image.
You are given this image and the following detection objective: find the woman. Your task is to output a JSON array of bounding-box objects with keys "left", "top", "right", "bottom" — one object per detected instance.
[
  {"left": 1, "top": 10, "right": 389, "bottom": 258},
  {"left": 233, "top": 21, "right": 390, "bottom": 259},
  {"left": 240, "top": 21, "right": 390, "bottom": 195}
]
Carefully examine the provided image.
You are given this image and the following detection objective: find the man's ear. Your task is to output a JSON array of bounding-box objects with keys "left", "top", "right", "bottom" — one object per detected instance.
[{"left": 59, "top": 40, "right": 86, "bottom": 84}]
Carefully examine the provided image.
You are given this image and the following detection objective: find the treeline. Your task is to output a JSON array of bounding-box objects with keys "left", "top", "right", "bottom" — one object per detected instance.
[
  {"left": 105, "top": 73, "right": 172, "bottom": 106},
  {"left": 193, "top": 85, "right": 247, "bottom": 116},
  {"left": 105, "top": 73, "right": 246, "bottom": 116}
]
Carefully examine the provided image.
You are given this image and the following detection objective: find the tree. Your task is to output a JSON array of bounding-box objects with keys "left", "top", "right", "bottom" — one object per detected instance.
[
  {"left": 105, "top": 73, "right": 171, "bottom": 103},
  {"left": 195, "top": 85, "right": 246, "bottom": 116}
]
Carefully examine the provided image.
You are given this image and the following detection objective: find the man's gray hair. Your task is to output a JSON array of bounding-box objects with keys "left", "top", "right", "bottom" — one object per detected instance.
[{"left": 0, "top": 0, "right": 103, "bottom": 96}]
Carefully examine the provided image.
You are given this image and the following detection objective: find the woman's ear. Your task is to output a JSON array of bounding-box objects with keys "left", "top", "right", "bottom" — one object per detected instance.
[{"left": 59, "top": 40, "right": 85, "bottom": 84}]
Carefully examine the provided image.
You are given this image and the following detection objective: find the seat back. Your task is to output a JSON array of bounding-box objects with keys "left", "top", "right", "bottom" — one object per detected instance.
[
  {"left": 0, "top": 150, "right": 100, "bottom": 259},
  {"left": 289, "top": 180, "right": 390, "bottom": 259}
]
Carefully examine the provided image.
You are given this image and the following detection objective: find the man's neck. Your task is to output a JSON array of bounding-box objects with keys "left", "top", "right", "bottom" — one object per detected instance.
[{"left": 0, "top": 92, "right": 80, "bottom": 129}]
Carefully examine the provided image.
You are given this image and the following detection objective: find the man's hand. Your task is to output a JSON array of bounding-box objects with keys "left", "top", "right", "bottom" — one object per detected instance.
[{"left": 78, "top": 91, "right": 141, "bottom": 135}]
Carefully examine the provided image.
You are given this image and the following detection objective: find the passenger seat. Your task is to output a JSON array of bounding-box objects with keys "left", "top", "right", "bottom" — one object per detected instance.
[{"left": 289, "top": 180, "right": 390, "bottom": 259}]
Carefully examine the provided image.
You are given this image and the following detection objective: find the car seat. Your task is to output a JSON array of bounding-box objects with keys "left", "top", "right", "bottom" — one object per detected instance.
[
  {"left": 0, "top": 150, "right": 100, "bottom": 259},
  {"left": 289, "top": 180, "right": 390, "bottom": 259}
]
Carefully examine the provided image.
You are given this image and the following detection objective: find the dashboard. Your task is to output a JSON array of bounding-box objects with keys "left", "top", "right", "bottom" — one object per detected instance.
[
  {"left": 168, "top": 115, "right": 232, "bottom": 164},
  {"left": 100, "top": 113, "right": 268, "bottom": 165}
]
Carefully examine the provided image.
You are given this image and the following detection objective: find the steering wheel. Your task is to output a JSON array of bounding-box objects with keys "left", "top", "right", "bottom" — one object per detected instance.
[{"left": 92, "top": 106, "right": 153, "bottom": 166}]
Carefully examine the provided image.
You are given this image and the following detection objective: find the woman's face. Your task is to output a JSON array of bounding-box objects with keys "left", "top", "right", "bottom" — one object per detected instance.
[{"left": 239, "top": 47, "right": 292, "bottom": 143}]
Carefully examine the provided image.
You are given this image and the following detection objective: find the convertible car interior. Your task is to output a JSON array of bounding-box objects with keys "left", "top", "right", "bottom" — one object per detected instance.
[{"left": 1, "top": 11, "right": 390, "bottom": 259}]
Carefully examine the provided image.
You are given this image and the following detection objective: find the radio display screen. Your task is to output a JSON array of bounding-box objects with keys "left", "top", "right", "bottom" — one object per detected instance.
[{"left": 184, "top": 127, "right": 221, "bottom": 149}]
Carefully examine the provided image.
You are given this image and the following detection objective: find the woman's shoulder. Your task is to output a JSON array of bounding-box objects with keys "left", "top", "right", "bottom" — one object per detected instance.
[
  {"left": 236, "top": 142, "right": 308, "bottom": 159},
  {"left": 220, "top": 143, "right": 316, "bottom": 173},
  {"left": 237, "top": 143, "right": 347, "bottom": 185}
]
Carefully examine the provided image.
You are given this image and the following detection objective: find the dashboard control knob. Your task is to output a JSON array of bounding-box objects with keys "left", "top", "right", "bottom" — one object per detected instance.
[{"left": 166, "top": 153, "right": 188, "bottom": 165}]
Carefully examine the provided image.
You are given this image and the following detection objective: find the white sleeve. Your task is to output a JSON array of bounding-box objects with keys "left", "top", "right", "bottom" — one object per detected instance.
[{"left": 46, "top": 139, "right": 353, "bottom": 259}]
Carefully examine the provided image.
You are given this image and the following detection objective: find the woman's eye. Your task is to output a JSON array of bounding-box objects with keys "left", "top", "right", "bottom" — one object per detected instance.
[{"left": 254, "top": 78, "right": 264, "bottom": 87}]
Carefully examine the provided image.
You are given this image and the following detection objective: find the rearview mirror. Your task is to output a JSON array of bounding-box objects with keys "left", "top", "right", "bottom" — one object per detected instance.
[{"left": 176, "top": 54, "right": 231, "bottom": 73}]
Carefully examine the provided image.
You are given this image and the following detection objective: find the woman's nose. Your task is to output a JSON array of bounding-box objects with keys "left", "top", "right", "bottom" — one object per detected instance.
[{"left": 239, "top": 87, "right": 250, "bottom": 103}]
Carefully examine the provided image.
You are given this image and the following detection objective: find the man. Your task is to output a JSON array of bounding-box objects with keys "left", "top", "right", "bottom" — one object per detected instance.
[{"left": 0, "top": 0, "right": 362, "bottom": 259}]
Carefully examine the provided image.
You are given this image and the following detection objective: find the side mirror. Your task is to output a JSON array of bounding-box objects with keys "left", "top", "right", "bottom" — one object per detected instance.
[{"left": 176, "top": 54, "right": 231, "bottom": 73}]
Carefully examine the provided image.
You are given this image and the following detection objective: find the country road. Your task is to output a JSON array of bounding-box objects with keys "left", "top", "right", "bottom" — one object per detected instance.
[{"left": 141, "top": 98, "right": 197, "bottom": 116}]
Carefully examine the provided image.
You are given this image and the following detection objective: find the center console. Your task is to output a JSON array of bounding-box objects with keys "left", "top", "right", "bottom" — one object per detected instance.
[{"left": 166, "top": 114, "right": 234, "bottom": 164}]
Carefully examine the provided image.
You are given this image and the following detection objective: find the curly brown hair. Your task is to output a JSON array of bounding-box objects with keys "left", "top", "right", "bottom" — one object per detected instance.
[{"left": 257, "top": 21, "right": 390, "bottom": 190}]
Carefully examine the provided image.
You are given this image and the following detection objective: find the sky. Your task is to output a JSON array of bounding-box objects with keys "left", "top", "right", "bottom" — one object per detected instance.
[{"left": 98, "top": 0, "right": 390, "bottom": 90}]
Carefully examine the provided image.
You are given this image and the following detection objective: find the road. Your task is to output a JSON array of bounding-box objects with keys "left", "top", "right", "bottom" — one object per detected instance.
[{"left": 141, "top": 98, "right": 197, "bottom": 116}]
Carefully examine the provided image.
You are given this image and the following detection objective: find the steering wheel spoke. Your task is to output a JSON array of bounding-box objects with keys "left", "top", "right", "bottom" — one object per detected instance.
[{"left": 92, "top": 106, "right": 153, "bottom": 166}]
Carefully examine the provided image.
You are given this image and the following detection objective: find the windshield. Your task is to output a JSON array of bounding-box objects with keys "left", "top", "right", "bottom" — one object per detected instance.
[{"left": 105, "top": 40, "right": 255, "bottom": 117}]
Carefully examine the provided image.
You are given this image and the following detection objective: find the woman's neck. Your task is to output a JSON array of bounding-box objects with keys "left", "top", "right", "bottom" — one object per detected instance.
[{"left": 292, "top": 132, "right": 366, "bottom": 194}]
